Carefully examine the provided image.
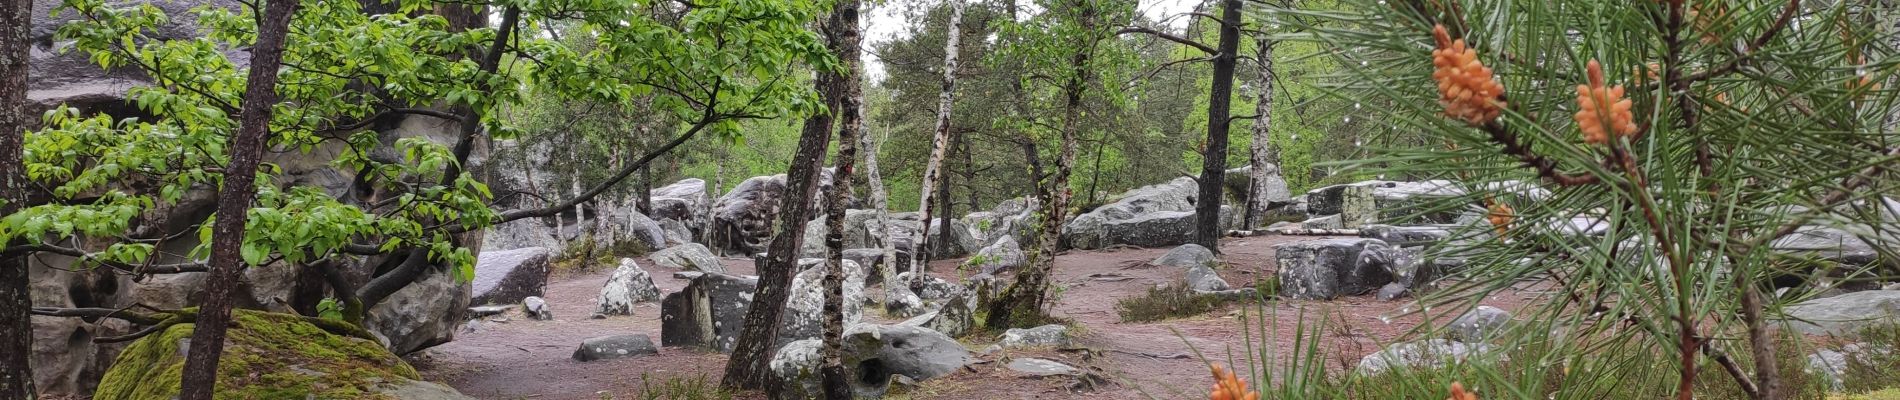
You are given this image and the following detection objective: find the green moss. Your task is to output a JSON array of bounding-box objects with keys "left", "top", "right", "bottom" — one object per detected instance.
[{"left": 94, "top": 309, "right": 418, "bottom": 400}]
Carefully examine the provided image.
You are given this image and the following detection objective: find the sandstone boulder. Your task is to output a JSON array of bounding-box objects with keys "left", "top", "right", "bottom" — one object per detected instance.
[
  {"left": 596, "top": 258, "right": 662, "bottom": 316},
  {"left": 1274, "top": 238, "right": 1395, "bottom": 300},
  {"left": 471, "top": 247, "right": 550, "bottom": 305}
]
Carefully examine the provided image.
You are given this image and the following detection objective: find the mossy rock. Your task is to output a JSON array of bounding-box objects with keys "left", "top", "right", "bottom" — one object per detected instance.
[{"left": 94, "top": 309, "right": 467, "bottom": 400}]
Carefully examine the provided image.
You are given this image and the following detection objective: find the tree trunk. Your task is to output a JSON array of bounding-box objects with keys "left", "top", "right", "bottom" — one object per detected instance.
[
  {"left": 638, "top": 155, "right": 653, "bottom": 216},
  {"left": 1193, "top": 0, "right": 1242, "bottom": 253},
  {"left": 1242, "top": 37, "right": 1287, "bottom": 229},
  {"left": 177, "top": 0, "right": 301, "bottom": 397},
  {"left": 863, "top": 127, "right": 903, "bottom": 296},
  {"left": 985, "top": 0, "right": 1093, "bottom": 329},
  {"left": 818, "top": 0, "right": 863, "bottom": 395},
  {"left": 722, "top": 35, "right": 843, "bottom": 395},
  {"left": 1, "top": 0, "right": 37, "bottom": 395},
  {"left": 912, "top": 0, "right": 964, "bottom": 273},
  {"left": 932, "top": 136, "right": 956, "bottom": 258}
]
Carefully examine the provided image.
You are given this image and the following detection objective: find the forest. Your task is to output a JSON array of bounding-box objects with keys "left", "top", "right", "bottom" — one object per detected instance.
[{"left": 3, "top": 0, "right": 1900, "bottom": 398}]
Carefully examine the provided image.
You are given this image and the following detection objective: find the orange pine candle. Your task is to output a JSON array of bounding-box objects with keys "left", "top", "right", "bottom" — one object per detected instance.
[
  {"left": 1208, "top": 365, "right": 1258, "bottom": 400},
  {"left": 1449, "top": 382, "right": 1479, "bottom": 400},
  {"left": 1432, "top": 25, "right": 1507, "bottom": 125},
  {"left": 1574, "top": 60, "right": 1638, "bottom": 145}
]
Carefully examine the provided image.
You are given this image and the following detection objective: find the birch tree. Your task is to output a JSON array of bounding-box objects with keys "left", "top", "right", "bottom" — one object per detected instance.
[{"left": 912, "top": 0, "right": 965, "bottom": 271}]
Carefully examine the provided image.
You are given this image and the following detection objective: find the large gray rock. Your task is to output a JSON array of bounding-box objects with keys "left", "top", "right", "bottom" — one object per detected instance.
[
  {"left": 1446, "top": 306, "right": 1511, "bottom": 342},
  {"left": 900, "top": 292, "right": 976, "bottom": 337},
  {"left": 1069, "top": 206, "right": 1241, "bottom": 250},
  {"left": 366, "top": 267, "right": 472, "bottom": 355},
  {"left": 1337, "top": 185, "right": 1378, "bottom": 228},
  {"left": 572, "top": 334, "right": 660, "bottom": 362},
  {"left": 471, "top": 247, "right": 551, "bottom": 305},
  {"left": 845, "top": 324, "right": 973, "bottom": 381},
  {"left": 709, "top": 174, "right": 790, "bottom": 255},
  {"left": 771, "top": 324, "right": 973, "bottom": 398},
  {"left": 1806, "top": 343, "right": 1893, "bottom": 390},
  {"left": 844, "top": 248, "right": 909, "bottom": 284},
  {"left": 1307, "top": 181, "right": 1467, "bottom": 225},
  {"left": 651, "top": 243, "right": 725, "bottom": 273},
  {"left": 965, "top": 235, "right": 1026, "bottom": 274},
  {"left": 1061, "top": 177, "right": 1200, "bottom": 249},
  {"left": 1105, "top": 211, "right": 1198, "bottom": 248},
  {"left": 708, "top": 172, "right": 844, "bottom": 255},
  {"left": 1384, "top": 247, "right": 1436, "bottom": 289},
  {"left": 1771, "top": 226, "right": 1880, "bottom": 267},
  {"left": 999, "top": 324, "right": 1071, "bottom": 348},
  {"left": 596, "top": 258, "right": 662, "bottom": 316},
  {"left": 1225, "top": 165, "right": 1293, "bottom": 214},
  {"left": 1153, "top": 244, "right": 1230, "bottom": 292},
  {"left": 1356, "top": 339, "right": 1502, "bottom": 376},
  {"left": 658, "top": 218, "right": 694, "bottom": 245},
  {"left": 651, "top": 178, "right": 709, "bottom": 220},
  {"left": 660, "top": 272, "right": 759, "bottom": 352},
  {"left": 767, "top": 339, "right": 829, "bottom": 397},
  {"left": 779, "top": 259, "right": 867, "bottom": 345},
  {"left": 1781, "top": 290, "right": 1900, "bottom": 335},
  {"left": 900, "top": 272, "right": 967, "bottom": 301},
  {"left": 1274, "top": 239, "right": 1396, "bottom": 300}
]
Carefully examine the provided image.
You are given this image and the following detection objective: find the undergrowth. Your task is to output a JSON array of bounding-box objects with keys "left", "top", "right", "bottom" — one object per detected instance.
[
  {"left": 1180, "top": 303, "right": 1900, "bottom": 400},
  {"left": 630, "top": 373, "right": 731, "bottom": 400},
  {"left": 1115, "top": 283, "right": 1235, "bottom": 323}
]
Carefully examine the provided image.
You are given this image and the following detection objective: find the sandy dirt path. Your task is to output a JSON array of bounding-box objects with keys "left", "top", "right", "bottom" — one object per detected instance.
[{"left": 418, "top": 235, "right": 1535, "bottom": 399}]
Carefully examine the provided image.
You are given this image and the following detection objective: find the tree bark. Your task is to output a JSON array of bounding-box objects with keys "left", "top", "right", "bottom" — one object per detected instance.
[
  {"left": 722, "top": 33, "right": 842, "bottom": 395},
  {"left": 912, "top": 0, "right": 964, "bottom": 273},
  {"left": 1193, "top": 0, "right": 1242, "bottom": 253},
  {"left": 985, "top": 0, "right": 1093, "bottom": 329},
  {"left": 1, "top": 0, "right": 37, "bottom": 395},
  {"left": 177, "top": 0, "right": 301, "bottom": 397},
  {"left": 863, "top": 127, "right": 904, "bottom": 299},
  {"left": 818, "top": 0, "right": 863, "bottom": 395},
  {"left": 1242, "top": 36, "right": 1287, "bottom": 229}
]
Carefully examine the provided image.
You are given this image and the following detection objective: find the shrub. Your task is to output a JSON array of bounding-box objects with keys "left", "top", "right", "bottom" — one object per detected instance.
[{"left": 1116, "top": 283, "right": 1233, "bottom": 323}]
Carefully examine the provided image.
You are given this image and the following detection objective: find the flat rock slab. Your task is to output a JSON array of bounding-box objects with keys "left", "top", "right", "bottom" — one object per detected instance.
[
  {"left": 1007, "top": 358, "right": 1079, "bottom": 377},
  {"left": 999, "top": 324, "right": 1071, "bottom": 348},
  {"left": 572, "top": 334, "right": 659, "bottom": 362}
]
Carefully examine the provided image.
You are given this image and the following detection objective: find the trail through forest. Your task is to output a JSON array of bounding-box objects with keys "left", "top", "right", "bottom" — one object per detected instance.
[{"left": 418, "top": 235, "right": 1535, "bottom": 399}]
